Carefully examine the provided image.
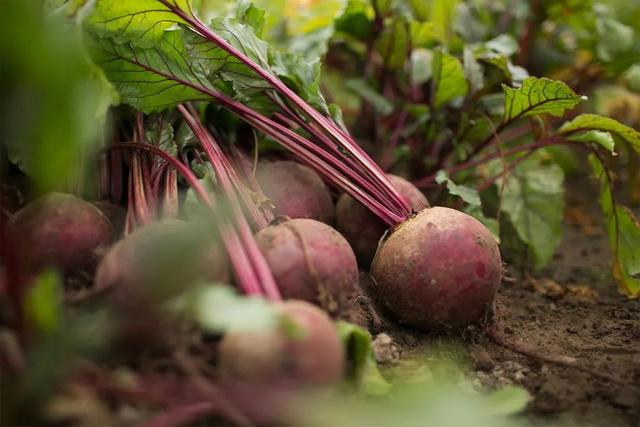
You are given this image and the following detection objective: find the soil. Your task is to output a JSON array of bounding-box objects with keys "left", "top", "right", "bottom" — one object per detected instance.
[{"left": 355, "top": 176, "right": 640, "bottom": 427}]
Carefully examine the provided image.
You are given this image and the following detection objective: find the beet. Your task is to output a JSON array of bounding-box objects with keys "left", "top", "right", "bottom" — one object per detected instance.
[
  {"left": 336, "top": 174, "right": 428, "bottom": 266},
  {"left": 370, "top": 207, "right": 502, "bottom": 330},
  {"left": 254, "top": 219, "right": 359, "bottom": 314},
  {"left": 92, "top": 201, "right": 127, "bottom": 235},
  {"left": 255, "top": 160, "right": 334, "bottom": 224},
  {"left": 218, "top": 300, "right": 344, "bottom": 385},
  {"left": 6, "top": 192, "right": 114, "bottom": 276},
  {"left": 94, "top": 219, "right": 229, "bottom": 297}
]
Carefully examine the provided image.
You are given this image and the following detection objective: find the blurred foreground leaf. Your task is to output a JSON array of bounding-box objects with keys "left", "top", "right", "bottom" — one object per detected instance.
[
  {"left": 24, "top": 270, "right": 63, "bottom": 335},
  {"left": 336, "top": 321, "right": 391, "bottom": 396},
  {"left": 1, "top": 2, "right": 118, "bottom": 194}
]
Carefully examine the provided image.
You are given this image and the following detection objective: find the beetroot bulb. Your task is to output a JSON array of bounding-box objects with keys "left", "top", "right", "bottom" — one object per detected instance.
[
  {"left": 6, "top": 192, "right": 115, "bottom": 277},
  {"left": 255, "top": 160, "right": 334, "bottom": 224},
  {"left": 217, "top": 300, "right": 344, "bottom": 385},
  {"left": 253, "top": 218, "right": 359, "bottom": 315},
  {"left": 94, "top": 219, "right": 230, "bottom": 298},
  {"left": 336, "top": 174, "right": 428, "bottom": 266},
  {"left": 371, "top": 207, "right": 502, "bottom": 331}
]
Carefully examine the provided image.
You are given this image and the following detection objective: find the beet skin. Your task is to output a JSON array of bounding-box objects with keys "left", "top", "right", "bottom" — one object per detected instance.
[
  {"left": 94, "top": 219, "right": 229, "bottom": 297},
  {"left": 256, "top": 160, "right": 334, "bottom": 224},
  {"left": 254, "top": 219, "right": 358, "bottom": 314},
  {"left": 6, "top": 192, "right": 115, "bottom": 276},
  {"left": 218, "top": 300, "right": 344, "bottom": 385},
  {"left": 336, "top": 174, "right": 428, "bottom": 266},
  {"left": 371, "top": 207, "right": 502, "bottom": 331}
]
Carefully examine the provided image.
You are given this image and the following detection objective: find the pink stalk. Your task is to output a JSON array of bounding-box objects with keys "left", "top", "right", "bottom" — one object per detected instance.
[
  {"left": 111, "top": 143, "right": 266, "bottom": 298},
  {"left": 182, "top": 104, "right": 272, "bottom": 229},
  {"left": 157, "top": 0, "right": 411, "bottom": 219},
  {"left": 227, "top": 146, "right": 276, "bottom": 225},
  {"left": 178, "top": 105, "right": 281, "bottom": 301},
  {"left": 163, "top": 168, "right": 179, "bottom": 218},
  {"left": 131, "top": 153, "right": 152, "bottom": 226}
]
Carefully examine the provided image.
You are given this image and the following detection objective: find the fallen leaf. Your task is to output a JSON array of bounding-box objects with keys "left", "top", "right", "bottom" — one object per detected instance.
[
  {"left": 565, "top": 205, "right": 599, "bottom": 235},
  {"left": 530, "top": 277, "right": 565, "bottom": 299},
  {"left": 566, "top": 285, "right": 599, "bottom": 302}
]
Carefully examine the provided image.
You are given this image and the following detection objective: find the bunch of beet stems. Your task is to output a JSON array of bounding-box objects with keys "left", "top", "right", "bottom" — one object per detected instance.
[
  {"left": 112, "top": 129, "right": 281, "bottom": 301},
  {"left": 149, "top": 0, "right": 413, "bottom": 227},
  {"left": 105, "top": 113, "right": 180, "bottom": 234}
]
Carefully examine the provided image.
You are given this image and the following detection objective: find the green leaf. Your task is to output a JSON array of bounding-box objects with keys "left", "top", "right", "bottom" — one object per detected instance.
[
  {"left": 375, "top": 18, "right": 408, "bottom": 70},
  {"left": 502, "top": 77, "right": 584, "bottom": 123},
  {"left": 498, "top": 155, "right": 565, "bottom": 269},
  {"left": 190, "top": 285, "right": 278, "bottom": 333},
  {"left": 410, "top": 21, "right": 435, "bottom": 47},
  {"left": 2, "top": 3, "right": 118, "bottom": 193},
  {"left": 145, "top": 113, "right": 176, "bottom": 152},
  {"left": 435, "top": 171, "right": 480, "bottom": 206},
  {"left": 624, "top": 64, "right": 640, "bottom": 92},
  {"left": 566, "top": 130, "right": 616, "bottom": 154},
  {"left": 145, "top": 112, "right": 178, "bottom": 170},
  {"left": 86, "top": 0, "right": 190, "bottom": 48},
  {"left": 272, "top": 52, "right": 329, "bottom": 114},
  {"left": 432, "top": 50, "right": 469, "bottom": 108},
  {"left": 590, "top": 157, "right": 640, "bottom": 297},
  {"left": 482, "top": 386, "right": 530, "bottom": 416},
  {"left": 465, "top": 205, "right": 500, "bottom": 243},
  {"left": 336, "top": 321, "right": 391, "bottom": 396},
  {"left": 410, "top": 48, "right": 433, "bottom": 86},
  {"left": 87, "top": 3, "right": 278, "bottom": 113},
  {"left": 430, "top": 0, "right": 458, "bottom": 45},
  {"left": 485, "top": 35, "right": 518, "bottom": 57},
  {"left": 87, "top": 29, "right": 212, "bottom": 113},
  {"left": 24, "top": 270, "right": 63, "bottom": 334},
  {"left": 595, "top": 6, "right": 635, "bottom": 62},
  {"left": 463, "top": 47, "right": 483, "bottom": 93},
  {"left": 559, "top": 114, "right": 640, "bottom": 153},
  {"left": 346, "top": 79, "right": 393, "bottom": 116},
  {"left": 335, "top": 0, "right": 372, "bottom": 40}
]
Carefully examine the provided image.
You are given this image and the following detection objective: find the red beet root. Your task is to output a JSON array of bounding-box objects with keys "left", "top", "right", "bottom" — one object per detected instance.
[
  {"left": 92, "top": 201, "right": 127, "bottom": 235},
  {"left": 336, "top": 174, "right": 428, "bottom": 265},
  {"left": 218, "top": 300, "right": 344, "bottom": 385},
  {"left": 6, "top": 192, "right": 115, "bottom": 276},
  {"left": 254, "top": 218, "right": 358, "bottom": 314},
  {"left": 94, "top": 219, "right": 229, "bottom": 297},
  {"left": 371, "top": 207, "right": 502, "bottom": 330},
  {"left": 255, "top": 160, "right": 334, "bottom": 224}
]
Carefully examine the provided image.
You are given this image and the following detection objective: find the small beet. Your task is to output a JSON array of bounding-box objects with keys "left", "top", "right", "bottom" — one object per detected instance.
[
  {"left": 336, "top": 174, "right": 428, "bottom": 266},
  {"left": 218, "top": 300, "right": 344, "bottom": 385},
  {"left": 6, "top": 192, "right": 114, "bottom": 276},
  {"left": 94, "top": 219, "right": 230, "bottom": 298},
  {"left": 256, "top": 160, "right": 334, "bottom": 224},
  {"left": 371, "top": 207, "right": 502, "bottom": 331},
  {"left": 254, "top": 219, "right": 358, "bottom": 314}
]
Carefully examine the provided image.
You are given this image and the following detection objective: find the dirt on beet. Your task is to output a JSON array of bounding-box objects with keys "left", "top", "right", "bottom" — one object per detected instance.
[{"left": 345, "top": 175, "right": 640, "bottom": 427}]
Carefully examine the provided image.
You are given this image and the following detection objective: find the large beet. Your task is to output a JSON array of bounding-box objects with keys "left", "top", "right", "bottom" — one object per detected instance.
[
  {"left": 92, "top": 201, "right": 127, "bottom": 235},
  {"left": 254, "top": 219, "right": 358, "bottom": 314},
  {"left": 371, "top": 207, "right": 502, "bottom": 331},
  {"left": 94, "top": 219, "right": 229, "bottom": 298},
  {"left": 336, "top": 174, "right": 428, "bottom": 266},
  {"left": 218, "top": 300, "right": 344, "bottom": 385},
  {"left": 255, "top": 161, "right": 334, "bottom": 224},
  {"left": 6, "top": 192, "right": 114, "bottom": 276}
]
